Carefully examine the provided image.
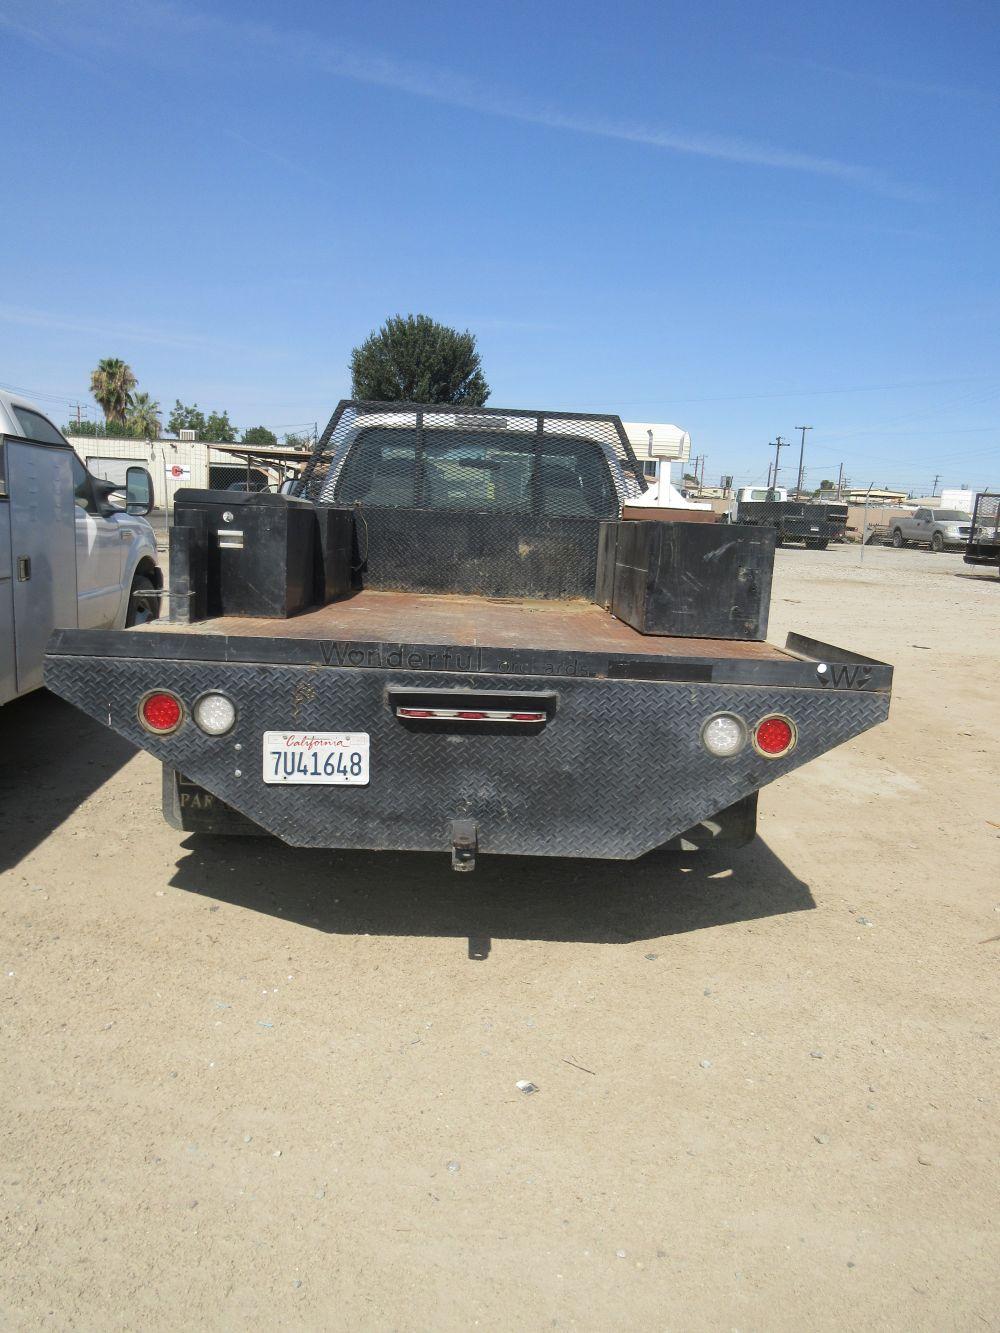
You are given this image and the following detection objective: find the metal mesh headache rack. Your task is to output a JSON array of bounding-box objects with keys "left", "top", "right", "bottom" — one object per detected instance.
[
  {"left": 965, "top": 491, "right": 1000, "bottom": 567},
  {"left": 291, "top": 400, "right": 648, "bottom": 518},
  {"left": 971, "top": 492, "right": 999, "bottom": 542}
]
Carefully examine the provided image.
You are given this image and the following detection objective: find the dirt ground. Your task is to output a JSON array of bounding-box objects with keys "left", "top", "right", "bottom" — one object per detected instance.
[{"left": 1, "top": 545, "right": 998, "bottom": 1331}]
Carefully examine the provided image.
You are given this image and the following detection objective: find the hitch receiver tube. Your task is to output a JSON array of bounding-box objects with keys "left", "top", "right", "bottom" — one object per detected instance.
[{"left": 450, "top": 819, "right": 478, "bottom": 872}]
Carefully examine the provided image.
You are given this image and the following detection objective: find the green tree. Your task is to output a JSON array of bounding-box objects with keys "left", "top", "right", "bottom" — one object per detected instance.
[
  {"left": 63, "top": 419, "right": 103, "bottom": 437},
  {"left": 819, "top": 479, "right": 834, "bottom": 490},
  {"left": 241, "top": 425, "right": 278, "bottom": 447},
  {"left": 90, "top": 357, "right": 137, "bottom": 428},
  {"left": 284, "top": 431, "right": 313, "bottom": 450},
  {"left": 127, "top": 391, "right": 161, "bottom": 439},
  {"left": 202, "top": 410, "right": 237, "bottom": 443},
  {"left": 167, "top": 401, "right": 207, "bottom": 437},
  {"left": 350, "top": 314, "right": 489, "bottom": 405}
]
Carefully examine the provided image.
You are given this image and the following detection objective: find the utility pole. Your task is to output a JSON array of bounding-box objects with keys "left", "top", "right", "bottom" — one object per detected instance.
[
  {"left": 836, "top": 462, "right": 844, "bottom": 500},
  {"left": 795, "top": 425, "right": 812, "bottom": 497},
  {"left": 769, "top": 435, "right": 788, "bottom": 488},
  {"left": 931, "top": 473, "right": 941, "bottom": 496},
  {"left": 699, "top": 454, "right": 707, "bottom": 490}
]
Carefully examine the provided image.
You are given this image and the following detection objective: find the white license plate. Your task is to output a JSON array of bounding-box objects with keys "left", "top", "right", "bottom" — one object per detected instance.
[
  {"left": 262, "top": 732, "right": 370, "bottom": 785},
  {"left": 810, "top": 525, "right": 820, "bottom": 532}
]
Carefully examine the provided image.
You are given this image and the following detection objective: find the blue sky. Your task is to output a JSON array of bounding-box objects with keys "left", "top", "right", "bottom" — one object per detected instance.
[{"left": 1, "top": 0, "right": 997, "bottom": 493}]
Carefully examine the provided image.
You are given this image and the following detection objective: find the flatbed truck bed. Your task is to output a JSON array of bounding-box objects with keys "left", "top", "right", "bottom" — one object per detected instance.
[
  {"left": 44, "top": 399, "right": 893, "bottom": 870},
  {"left": 134, "top": 589, "right": 789, "bottom": 661}
]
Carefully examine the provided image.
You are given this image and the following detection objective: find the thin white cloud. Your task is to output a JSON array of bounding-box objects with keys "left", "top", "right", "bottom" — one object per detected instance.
[
  {"left": 443, "top": 316, "right": 565, "bottom": 333},
  {"left": 220, "top": 127, "right": 314, "bottom": 183},
  {"left": 0, "top": 302, "right": 275, "bottom": 356},
  {"left": 783, "top": 57, "right": 998, "bottom": 107},
  {"left": 5, "top": 0, "right": 926, "bottom": 201}
]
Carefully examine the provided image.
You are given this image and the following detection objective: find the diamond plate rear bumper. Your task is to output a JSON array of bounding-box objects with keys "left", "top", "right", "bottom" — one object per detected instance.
[{"left": 44, "top": 644, "right": 890, "bottom": 860}]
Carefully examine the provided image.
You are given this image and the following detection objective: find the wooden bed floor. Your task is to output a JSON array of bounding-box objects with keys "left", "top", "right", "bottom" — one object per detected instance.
[{"left": 154, "top": 589, "right": 791, "bottom": 661}]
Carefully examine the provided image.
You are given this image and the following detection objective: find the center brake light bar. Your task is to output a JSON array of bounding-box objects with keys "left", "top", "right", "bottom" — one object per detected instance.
[{"left": 396, "top": 706, "right": 547, "bottom": 723}]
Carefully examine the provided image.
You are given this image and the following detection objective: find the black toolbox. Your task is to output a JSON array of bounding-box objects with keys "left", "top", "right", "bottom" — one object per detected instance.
[
  {"left": 172, "top": 491, "right": 353, "bottom": 619},
  {"left": 607, "top": 520, "right": 774, "bottom": 640}
]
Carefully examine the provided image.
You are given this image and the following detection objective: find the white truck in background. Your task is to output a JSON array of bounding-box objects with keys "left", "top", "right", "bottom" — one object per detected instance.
[{"left": 1, "top": 390, "right": 161, "bottom": 707}]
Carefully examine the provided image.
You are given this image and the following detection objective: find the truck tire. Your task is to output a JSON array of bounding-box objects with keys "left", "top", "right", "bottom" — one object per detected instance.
[
  {"left": 805, "top": 538, "right": 828, "bottom": 550},
  {"left": 126, "top": 572, "right": 159, "bottom": 627},
  {"left": 931, "top": 531, "right": 944, "bottom": 553},
  {"left": 891, "top": 528, "right": 904, "bottom": 548}
]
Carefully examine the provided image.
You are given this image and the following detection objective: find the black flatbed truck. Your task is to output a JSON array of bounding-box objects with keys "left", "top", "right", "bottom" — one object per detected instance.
[
  {"left": 45, "top": 401, "right": 892, "bottom": 870},
  {"left": 733, "top": 499, "right": 848, "bottom": 549}
]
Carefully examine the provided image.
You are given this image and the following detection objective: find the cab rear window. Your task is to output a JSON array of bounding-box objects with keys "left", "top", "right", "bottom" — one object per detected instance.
[
  {"left": 336, "top": 427, "right": 617, "bottom": 518},
  {"left": 11, "top": 406, "right": 67, "bottom": 446}
]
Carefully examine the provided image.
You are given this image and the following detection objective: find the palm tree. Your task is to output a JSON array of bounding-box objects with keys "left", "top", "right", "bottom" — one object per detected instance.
[
  {"left": 90, "top": 358, "right": 137, "bottom": 428},
  {"left": 126, "top": 391, "right": 161, "bottom": 439}
]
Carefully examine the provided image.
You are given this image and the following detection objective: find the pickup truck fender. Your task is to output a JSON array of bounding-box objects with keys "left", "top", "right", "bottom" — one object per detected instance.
[{"left": 112, "top": 517, "right": 161, "bottom": 627}]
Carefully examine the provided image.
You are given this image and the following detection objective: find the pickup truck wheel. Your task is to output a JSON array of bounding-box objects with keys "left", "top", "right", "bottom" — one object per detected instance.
[
  {"left": 891, "top": 529, "right": 904, "bottom": 548},
  {"left": 805, "top": 538, "right": 829, "bottom": 550},
  {"left": 126, "top": 573, "right": 159, "bottom": 627},
  {"left": 931, "top": 531, "right": 944, "bottom": 553}
]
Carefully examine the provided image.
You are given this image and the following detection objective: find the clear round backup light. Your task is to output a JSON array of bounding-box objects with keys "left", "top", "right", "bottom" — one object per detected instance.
[
  {"left": 193, "top": 692, "right": 237, "bottom": 736},
  {"left": 701, "top": 713, "right": 747, "bottom": 757}
]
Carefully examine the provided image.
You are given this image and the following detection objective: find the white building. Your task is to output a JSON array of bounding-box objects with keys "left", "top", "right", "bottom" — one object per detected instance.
[{"left": 66, "top": 434, "right": 281, "bottom": 512}]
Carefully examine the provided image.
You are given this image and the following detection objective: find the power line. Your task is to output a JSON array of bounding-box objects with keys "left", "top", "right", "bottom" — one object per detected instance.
[{"left": 0, "top": 379, "right": 90, "bottom": 406}]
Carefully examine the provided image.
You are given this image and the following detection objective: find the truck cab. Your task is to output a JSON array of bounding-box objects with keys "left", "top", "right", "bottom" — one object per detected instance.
[{"left": 1, "top": 390, "right": 161, "bottom": 706}]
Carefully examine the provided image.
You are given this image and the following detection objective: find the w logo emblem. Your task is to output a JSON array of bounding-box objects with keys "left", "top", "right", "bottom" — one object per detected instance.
[{"left": 824, "top": 663, "right": 873, "bottom": 689}]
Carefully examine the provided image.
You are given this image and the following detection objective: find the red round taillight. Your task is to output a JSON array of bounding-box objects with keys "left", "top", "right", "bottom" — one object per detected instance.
[
  {"left": 753, "top": 714, "right": 795, "bottom": 758},
  {"left": 139, "top": 691, "right": 183, "bottom": 734}
]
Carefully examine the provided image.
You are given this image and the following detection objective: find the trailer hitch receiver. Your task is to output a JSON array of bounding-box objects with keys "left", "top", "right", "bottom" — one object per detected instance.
[{"left": 450, "top": 819, "right": 478, "bottom": 872}]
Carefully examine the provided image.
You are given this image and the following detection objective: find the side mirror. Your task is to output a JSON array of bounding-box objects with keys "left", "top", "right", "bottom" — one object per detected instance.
[{"left": 126, "top": 466, "right": 154, "bottom": 515}]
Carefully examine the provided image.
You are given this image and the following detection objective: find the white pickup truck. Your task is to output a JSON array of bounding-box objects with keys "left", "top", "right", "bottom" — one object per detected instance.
[{"left": 1, "top": 390, "right": 161, "bottom": 706}]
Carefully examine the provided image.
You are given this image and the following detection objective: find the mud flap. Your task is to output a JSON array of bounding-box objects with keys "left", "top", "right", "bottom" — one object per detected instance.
[
  {"left": 654, "top": 793, "right": 758, "bottom": 852},
  {"left": 162, "top": 766, "right": 269, "bottom": 836}
]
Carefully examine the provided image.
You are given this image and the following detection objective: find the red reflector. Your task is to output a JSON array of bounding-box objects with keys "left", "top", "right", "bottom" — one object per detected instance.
[
  {"left": 141, "top": 691, "right": 182, "bottom": 733},
  {"left": 755, "top": 715, "right": 794, "bottom": 756},
  {"left": 398, "top": 708, "right": 434, "bottom": 718},
  {"left": 510, "top": 712, "right": 545, "bottom": 722},
  {"left": 457, "top": 711, "right": 488, "bottom": 720}
]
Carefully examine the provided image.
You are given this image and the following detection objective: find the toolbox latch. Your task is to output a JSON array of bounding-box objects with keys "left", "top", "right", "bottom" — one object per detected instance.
[{"left": 450, "top": 819, "right": 478, "bottom": 873}]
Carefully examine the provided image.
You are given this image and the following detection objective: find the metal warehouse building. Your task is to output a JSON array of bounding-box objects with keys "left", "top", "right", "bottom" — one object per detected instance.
[{"left": 66, "top": 434, "right": 292, "bottom": 513}]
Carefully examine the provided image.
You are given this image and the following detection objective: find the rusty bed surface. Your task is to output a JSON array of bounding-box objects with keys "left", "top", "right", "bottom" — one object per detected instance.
[{"left": 146, "top": 590, "right": 792, "bottom": 661}]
